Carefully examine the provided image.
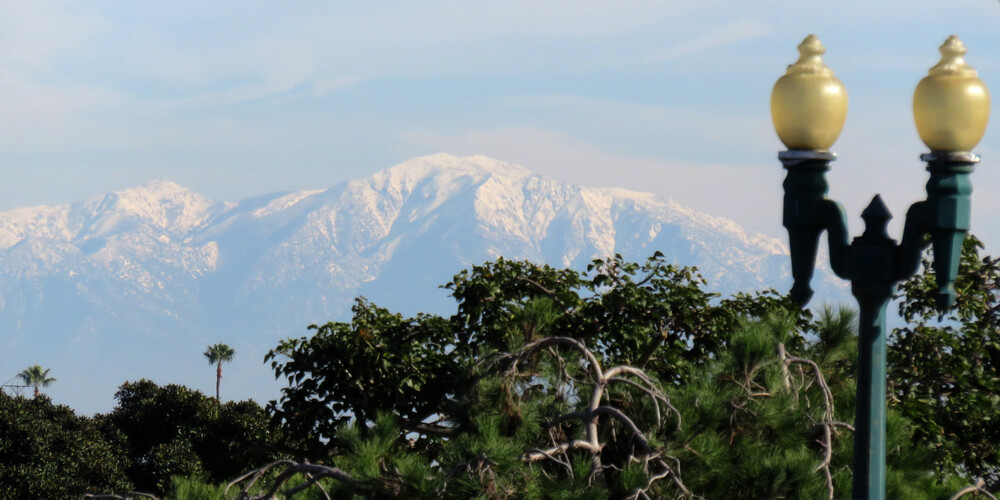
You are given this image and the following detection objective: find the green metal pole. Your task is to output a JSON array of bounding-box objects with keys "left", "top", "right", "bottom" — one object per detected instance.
[
  {"left": 780, "top": 152, "right": 976, "bottom": 499},
  {"left": 848, "top": 195, "right": 897, "bottom": 500},
  {"left": 851, "top": 284, "right": 892, "bottom": 500}
]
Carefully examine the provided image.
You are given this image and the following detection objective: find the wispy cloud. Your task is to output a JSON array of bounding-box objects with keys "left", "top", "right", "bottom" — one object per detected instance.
[
  {"left": 495, "top": 94, "right": 776, "bottom": 156},
  {"left": 638, "top": 19, "right": 774, "bottom": 63},
  {"left": 312, "top": 75, "right": 364, "bottom": 96},
  {"left": 0, "top": 3, "right": 107, "bottom": 72}
]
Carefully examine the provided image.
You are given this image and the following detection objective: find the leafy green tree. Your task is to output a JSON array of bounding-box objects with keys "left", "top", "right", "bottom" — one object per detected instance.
[
  {"left": 266, "top": 303, "right": 958, "bottom": 498},
  {"left": 204, "top": 343, "right": 235, "bottom": 401},
  {"left": 890, "top": 234, "right": 1000, "bottom": 488},
  {"left": 106, "top": 379, "right": 279, "bottom": 494},
  {"left": 0, "top": 391, "right": 132, "bottom": 498},
  {"left": 268, "top": 299, "right": 464, "bottom": 461},
  {"left": 17, "top": 365, "right": 56, "bottom": 397},
  {"left": 0, "top": 378, "right": 279, "bottom": 498},
  {"left": 266, "top": 253, "right": 963, "bottom": 498},
  {"left": 443, "top": 253, "right": 806, "bottom": 380},
  {"left": 267, "top": 254, "right": 805, "bottom": 463}
]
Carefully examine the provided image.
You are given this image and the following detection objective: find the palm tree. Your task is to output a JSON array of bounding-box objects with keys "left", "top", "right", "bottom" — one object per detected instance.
[
  {"left": 18, "top": 365, "right": 56, "bottom": 397},
  {"left": 204, "top": 343, "right": 235, "bottom": 401}
]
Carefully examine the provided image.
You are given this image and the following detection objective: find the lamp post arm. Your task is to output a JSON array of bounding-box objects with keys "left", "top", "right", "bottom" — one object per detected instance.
[
  {"left": 895, "top": 201, "right": 929, "bottom": 281},
  {"left": 780, "top": 150, "right": 838, "bottom": 306},
  {"left": 821, "top": 199, "right": 853, "bottom": 279}
]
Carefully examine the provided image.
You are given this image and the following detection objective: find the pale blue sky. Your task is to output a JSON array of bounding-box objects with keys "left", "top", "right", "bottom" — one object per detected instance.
[{"left": 2, "top": 1, "right": 1000, "bottom": 248}]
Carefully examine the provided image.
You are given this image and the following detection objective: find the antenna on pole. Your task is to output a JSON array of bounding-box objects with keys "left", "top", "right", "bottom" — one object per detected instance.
[{"left": 1, "top": 376, "right": 29, "bottom": 397}]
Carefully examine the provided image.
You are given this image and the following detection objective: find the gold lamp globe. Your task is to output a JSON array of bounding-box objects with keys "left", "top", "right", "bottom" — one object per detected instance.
[
  {"left": 771, "top": 35, "right": 848, "bottom": 151},
  {"left": 913, "top": 35, "right": 990, "bottom": 152}
]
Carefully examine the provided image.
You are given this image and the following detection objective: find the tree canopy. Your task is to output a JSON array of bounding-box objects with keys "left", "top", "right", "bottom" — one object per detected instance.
[
  {"left": 0, "top": 391, "right": 131, "bottom": 499},
  {"left": 890, "top": 235, "right": 1000, "bottom": 488},
  {"left": 0, "top": 380, "right": 279, "bottom": 497},
  {"left": 266, "top": 254, "right": 805, "bottom": 463},
  {"left": 5, "top": 241, "right": 999, "bottom": 498},
  {"left": 263, "top": 251, "right": 976, "bottom": 498}
]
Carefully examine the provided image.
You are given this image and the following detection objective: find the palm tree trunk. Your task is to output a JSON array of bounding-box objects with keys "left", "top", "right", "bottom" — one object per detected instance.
[{"left": 216, "top": 364, "right": 222, "bottom": 401}]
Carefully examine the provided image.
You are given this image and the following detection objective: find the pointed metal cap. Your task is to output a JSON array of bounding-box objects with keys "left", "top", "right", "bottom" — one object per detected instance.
[
  {"left": 861, "top": 195, "right": 892, "bottom": 220},
  {"left": 859, "top": 195, "right": 893, "bottom": 243}
]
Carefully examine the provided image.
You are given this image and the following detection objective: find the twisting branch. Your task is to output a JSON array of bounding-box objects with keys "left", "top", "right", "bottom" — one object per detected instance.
[
  {"left": 950, "top": 478, "right": 999, "bottom": 500},
  {"left": 496, "top": 336, "right": 692, "bottom": 498},
  {"left": 777, "top": 342, "right": 852, "bottom": 500},
  {"left": 637, "top": 322, "right": 670, "bottom": 369},
  {"left": 516, "top": 276, "right": 557, "bottom": 296},
  {"left": 783, "top": 355, "right": 834, "bottom": 421},
  {"left": 777, "top": 342, "right": 794, "bottom": 393},
  {"left": 445, "top": 454, "right": 495, "bottom": 478},
  {"left": 399, "top": 419, "right": 458, "bottom": 437},
  {"left": 82, "top": 494, "right": 158, "bottom": 500},
  {"left": 442, "top": 453, "right": 502, "bottom": 495},
  {"left": 607, "top": 365, "right": 681, "bottom": 430},
  {"left": 496, "top": 336, "right": 604, "bottom": 382},
  {"left": 522, "top": 440, "right": 604, "bottom": 462},
  {"left": 281, "top": 471, "right": 333, "bottom": 500},
  {"left": 224, "top": 460, "right": 355, "bottom": 500}
]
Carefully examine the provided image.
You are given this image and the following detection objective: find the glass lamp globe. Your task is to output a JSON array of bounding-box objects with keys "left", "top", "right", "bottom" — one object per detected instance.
[
  {"left": 914, "top": 36, "right": 990, "bottom": 152},
  {"left": 771, "top": 35, "right": 848, "bottom": 151}
]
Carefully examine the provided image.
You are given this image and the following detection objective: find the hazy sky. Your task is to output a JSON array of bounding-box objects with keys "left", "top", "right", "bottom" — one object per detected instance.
[{"left": 2, "top": 1, "right": 1000, "bottom": 249}]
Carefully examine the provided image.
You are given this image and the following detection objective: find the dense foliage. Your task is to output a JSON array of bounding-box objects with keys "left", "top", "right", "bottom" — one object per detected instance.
[
  {"left": 0, "top": 380, "right": 278, "bottom": 497},
  {"left": 0, "top": 392, "right": 132, "bottom": 498},
  {"left": 891, "top": 235, "right": 1000, "bottom": 488},
  {"left": 266, "top": 254, "right": 805, "bottom": 462},
  {"left": 106, "top": 380, "right": 280, "bottom": 493},
  {"left": 264, "top": 253, "right": 967, "bottom": 498},
  {"left": 5, "top": 241, "right": 999, "bottom": 498}
]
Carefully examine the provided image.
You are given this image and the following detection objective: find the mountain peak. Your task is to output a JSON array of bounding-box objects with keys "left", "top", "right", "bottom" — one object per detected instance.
[
  {"left": 376, "top": 154, "right": 531, "bottom": 185},
  {"left": 87, "top": 180, "right": 217, "bottom": 235},
  {"left": 135, "top": 178, "right": 185, "bottom": 190},
  {"left": 111, "top": 179, "right": 212, "bottom": 203}
]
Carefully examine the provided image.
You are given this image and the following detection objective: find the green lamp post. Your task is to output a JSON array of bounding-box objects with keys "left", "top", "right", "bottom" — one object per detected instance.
[{"left": 772, "top": 35, "right": 990, "bottom": 499}]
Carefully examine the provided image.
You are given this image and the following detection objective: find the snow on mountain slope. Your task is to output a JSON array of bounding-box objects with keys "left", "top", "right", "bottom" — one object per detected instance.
[{"left": 0, "top": 154, "right": 840, "bottom": 414}]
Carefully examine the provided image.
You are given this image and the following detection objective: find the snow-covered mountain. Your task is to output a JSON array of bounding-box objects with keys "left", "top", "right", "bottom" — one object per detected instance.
[{"left": 0, "top": 154, "right": 839, "bottom": 413}]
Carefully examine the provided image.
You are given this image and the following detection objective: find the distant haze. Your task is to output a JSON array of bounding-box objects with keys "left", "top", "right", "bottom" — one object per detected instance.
[{"left": 0, "top": 154, "right": 845, "bottom": 414}]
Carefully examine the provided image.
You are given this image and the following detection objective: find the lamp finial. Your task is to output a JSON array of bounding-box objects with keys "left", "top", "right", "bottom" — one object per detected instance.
[
  {"left": 786, "top": 34, "right": 834, "bottom": 77},
  {"left": 927, "top": 35, "right": 977, "bottom": 78}
]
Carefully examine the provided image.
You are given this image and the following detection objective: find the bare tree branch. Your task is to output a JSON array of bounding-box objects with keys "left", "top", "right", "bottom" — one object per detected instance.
[
  {"left": 950, "top": 478, "right": 999, "bottom": 500},
  {"left": 82, "top": 494, "right": 158, "bottom": 500},
  {"left": 636, "top": 324, "right": 669, "bottom": 369},
  {"left": 225, "top": 460, "right": 355, "bottom": 500},
  {"left": 516, "top": 276, "right": 557, "bottom": 296},
  {"left": 777, "top": 342, "right": 850, "bottom": 500},
  {"left": 521, "top": 440, "right": 604, "bottom": 461},
  {"left": 500, "top": 336, "right": 692, "bottom": 498},
  {"left": 783, "top": 354, "right": 835, "bottom": 422},
  {"left": 497, "top": 337, "right": 604, "bottom": 382},
  {"left": 399, "top": 419, "right": 458, "bottom": 437}
]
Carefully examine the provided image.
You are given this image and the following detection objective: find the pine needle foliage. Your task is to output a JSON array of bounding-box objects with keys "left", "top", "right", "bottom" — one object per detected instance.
[
  {"left": 24, "top": 249, "right": 994, "bottom": 499},
  {"left": 263, "top": 252, "right": 974, "bottom": 498}
]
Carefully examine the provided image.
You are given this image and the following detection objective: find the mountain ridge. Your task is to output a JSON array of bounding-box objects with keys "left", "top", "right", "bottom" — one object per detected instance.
[{"left": 1, "top": 153, "right": 837, "bottom": 414}]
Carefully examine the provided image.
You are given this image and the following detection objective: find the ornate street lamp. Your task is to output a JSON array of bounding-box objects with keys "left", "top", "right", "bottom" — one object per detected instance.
[{"left": 772, "top": 35, "right": 990, "bottom": 499}]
